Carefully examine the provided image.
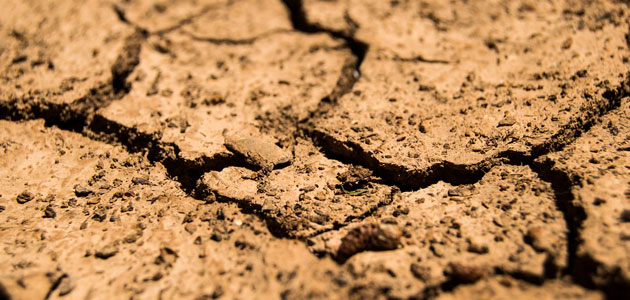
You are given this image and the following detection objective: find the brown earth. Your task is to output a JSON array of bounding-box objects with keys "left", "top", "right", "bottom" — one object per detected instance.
[{"left": 1, "top": 0, "right": 629, "bottom": 299}]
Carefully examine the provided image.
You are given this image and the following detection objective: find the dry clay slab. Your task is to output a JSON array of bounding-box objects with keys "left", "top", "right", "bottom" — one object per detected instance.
[
  {"left": 0, "top": 119, "right": 191, "bottom": 299},
  {"left": 540, "top": 98, "right": 630, "bottom": 290},
  {"left": 308, "top": 0, "right": 630, "bottom": 189},
  {"left": 435, "top": 276, "right": 603, "bottom": 300},
  {"left": 114, "top": 0, "right": 291, "bottom": 39},
  {"left": 197, "top": 139, "right": 397, "bottom": 238},
  {"left": 307, "top": 164, "right": 567, "bottom": 299},
  {"left": 98, "top": 24, "right": 353, "bottom": 164},
  {"left": 0, "top": 120, "right": 354, "bottom": 300},
  {"left": 0, "top": 0, "right": 134, "bottom": 109}
]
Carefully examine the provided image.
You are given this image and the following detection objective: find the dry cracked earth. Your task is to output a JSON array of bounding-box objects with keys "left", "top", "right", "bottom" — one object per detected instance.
[{"left": 1, "top": 0, "right": 629, "bottom": 299}]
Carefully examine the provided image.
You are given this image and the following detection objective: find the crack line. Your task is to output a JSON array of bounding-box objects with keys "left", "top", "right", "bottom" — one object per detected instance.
[
  {"left": 1, "top": 2, "right": 628, "bottom": 297},
  {"left": 182, "top": 28, "right": 292, "bottom": 45},
  {"left": 281, "top": 0, "right": 368, "bottom": 105}
]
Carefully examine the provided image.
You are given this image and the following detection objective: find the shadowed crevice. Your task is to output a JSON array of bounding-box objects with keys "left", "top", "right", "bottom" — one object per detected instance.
[
  {"left": 281, "top": 0, "right": 368, "bottom": 104},
  {"left": 306, "top": 73, "right": 629, "bottom": 192},
  {"left": 113, "top": 1, "right": 236, "bottom": 36},
  {"left": 88, "top": 115, "right": 247, "bottom": 194},
  {"left": 307, "top": 127, "right": 490, "bottom": 191}
]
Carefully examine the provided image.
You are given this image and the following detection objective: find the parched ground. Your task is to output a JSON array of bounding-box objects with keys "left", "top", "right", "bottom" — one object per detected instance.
[{"left": 1, "top": 0, "right": 629, "bottom": 299}]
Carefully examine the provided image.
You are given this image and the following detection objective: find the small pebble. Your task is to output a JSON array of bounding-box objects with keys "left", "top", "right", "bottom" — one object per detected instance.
[
  {"left": 410, "top": 263, "right": 431, "bottom": 281},
  {"left": 498, "top": 115, "right": 516, "bottom": 127},
  {"left": 43, "top": 206, "right": 56, "bottom": 218},
  {"left": 431, "top": 243, "right": 445, "bottom": 257},
  {"left": 132, "top": 177, "right": 150, "bottom": 185},
  {"left": 74, "top": 185, "right": 92, "bottom": 197},
  {"left": 123, "top": 231, "right": 141, "bottom": 243},
  {"left": 184, "top": 223, "right": 197, "bottom": 234},
  {"left": 16, "top": 191, "right": 34, "bottom": 204},
  {"left": 467, "top": 237, "right": 489, "bottom": 254},
  {"left": 95, "top": 244, "right": 118, "bottom": 259},
  {"left": 336, "top": 223, "right": 402, "bottom": 262},
  {"left": 92, "top": 208, "right": 107, "bottom": 222}
]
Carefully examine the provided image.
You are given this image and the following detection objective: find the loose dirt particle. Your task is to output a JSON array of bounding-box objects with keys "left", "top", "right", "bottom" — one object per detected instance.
[
  {"left": 16, "top": 191, "right": 34, "bottom": 204},
  {"left": 155, "top": 248, "right": 178, "bottom": 266},
  {"left": 43, "top": 205, "right": 56, "bottom": 218},
  {"left": 74, "top": 185, "right": 92, "bottom": 197},
  {"left": 92, "top": 207, "right": 107, "bottom": 222},
  {"left": 95, "top": 244, "right": 118, "bottom": 259}
]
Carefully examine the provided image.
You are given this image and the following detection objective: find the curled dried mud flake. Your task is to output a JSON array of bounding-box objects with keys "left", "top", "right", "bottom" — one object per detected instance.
[
  {"left": 336, "top": 222, "right": 402, "bottom": 263},
  {"left": 223, "top": 132, "right": 292, "bottom": 170}
]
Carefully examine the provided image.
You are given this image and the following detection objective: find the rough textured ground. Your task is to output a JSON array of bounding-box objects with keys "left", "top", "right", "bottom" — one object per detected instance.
[{"left": 0, "top": 0, "right": 629, "bottom": 299}]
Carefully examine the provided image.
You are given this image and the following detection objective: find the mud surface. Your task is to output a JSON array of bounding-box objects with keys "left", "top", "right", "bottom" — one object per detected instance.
[{"left": 0, "top": 0, "right": 629, "bottom": 299}]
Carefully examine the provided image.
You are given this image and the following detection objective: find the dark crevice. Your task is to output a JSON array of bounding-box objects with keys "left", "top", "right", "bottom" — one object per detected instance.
[
  {"left": 44, "top": 273, "right": 67, "bottom": 300},
  {"left": 526, "top": 77, "right": 628, "bottom": 300},
  {"left": 530, "top": 157, "right": 630, "bottom": 300},
  {"left": 307, "top": 127, "right": 491, "bottom": 192},
  {"left": 88, "top": 115, "right": 246, "bottom": 194},
  {"left": 151, "top": 4, "right": 219, "bottom": 36},
  {"left": 392, "top": 55, "right": 450, "bottom": 64},
  {"left": 111, "top": 30, "right": 146, "bottom": 93},
  {"left": 529, "top": 159, "right": 584, "bottom": 278},
  {"left": 112, "top": 4, "right": 148, "bottom": 34},
  {"left": 281, "top": 0, "right": 368, "bottom": 105},
  {"left": 306, "top": 73, "right": 628, "bottom": 193},
  {"left": 0, "top": 28, "right": 146, "bottom": 129},
  {"left": 0, "top": 99, "right": 242, "bottom": 195},
  {"left": 301, "top": 74, "right": 629, "bottom": 295},
  {"left": 530, "top": 79, "right": 627, "bottom": 157}
]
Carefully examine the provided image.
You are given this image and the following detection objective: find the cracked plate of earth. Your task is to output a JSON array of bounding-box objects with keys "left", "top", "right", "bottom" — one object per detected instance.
[{"left": 1, "top": 0, "right": 629, "bottom": 299}]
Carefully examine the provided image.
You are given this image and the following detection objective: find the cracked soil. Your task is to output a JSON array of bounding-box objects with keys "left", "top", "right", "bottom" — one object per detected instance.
[{"left": 1, "top": 0, "right": 630, "bottom": 299}]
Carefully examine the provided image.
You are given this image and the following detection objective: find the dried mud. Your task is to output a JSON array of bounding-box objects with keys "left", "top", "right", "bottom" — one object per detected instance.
[{"left": 1, "top": 0, "right": 629, "bottom": 299}]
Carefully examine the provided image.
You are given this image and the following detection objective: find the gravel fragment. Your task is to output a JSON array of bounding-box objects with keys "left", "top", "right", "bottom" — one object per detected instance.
[
  {"left": 16, "top": 192, "right": 34, "bottom": 204},
  {"left": 43, "top": 205, "right": 56, "bottom": 218},
  {"left": 95, "top": 244, "right": 118, "bottom": 259},
  {"left": 74, "top": 185, "right": 92, "bottom": 197},
  {"left": 92, "top": 207, "right": 107, "bottom": 222}
]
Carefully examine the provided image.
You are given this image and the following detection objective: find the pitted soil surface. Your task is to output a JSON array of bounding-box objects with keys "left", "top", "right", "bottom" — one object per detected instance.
[{"left": 1, "top": 0, "right": 629, "bottom": 299}]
